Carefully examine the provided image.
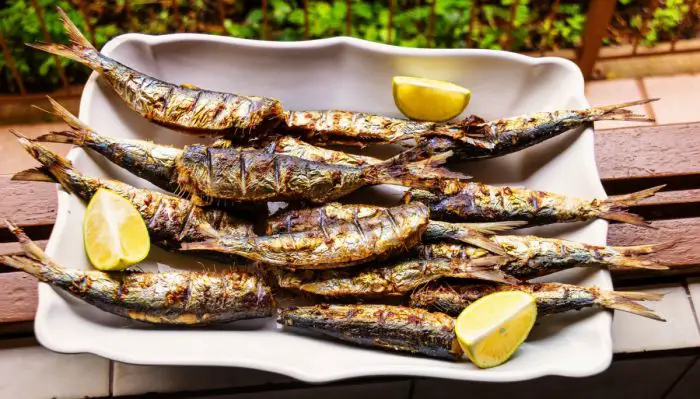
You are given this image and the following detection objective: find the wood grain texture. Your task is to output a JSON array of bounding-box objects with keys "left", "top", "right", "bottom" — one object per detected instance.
[
  {"left": 0, "top": 178, "right": 57, "bottom": 228},
  {"left": 595, "top": 123, "right": 700, "bottom": 193},
  {"left": 0, "top": 273, "right": 36, "bottom": 324}
]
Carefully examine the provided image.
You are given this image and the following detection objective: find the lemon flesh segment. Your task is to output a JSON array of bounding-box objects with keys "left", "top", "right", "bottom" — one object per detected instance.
[
  {"left": 83, "top": 188, "right": 150, "bottom": 271},
  {"left": 392, "top": 76, "right": 471, "bottom": 122},
  {"left": 454, "top": 291, "right": 537, "bottom": 369}
]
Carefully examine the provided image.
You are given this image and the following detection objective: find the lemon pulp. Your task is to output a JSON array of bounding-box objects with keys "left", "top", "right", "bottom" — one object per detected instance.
[
  {"left": 392, "top": 76, "right": 471, "bottom": 122},
  {"left": 454, "top": 291, "right": 537, "bottom": 368},
  {"left": 83, "top": 188, "right": 150, "bottom": 271}
]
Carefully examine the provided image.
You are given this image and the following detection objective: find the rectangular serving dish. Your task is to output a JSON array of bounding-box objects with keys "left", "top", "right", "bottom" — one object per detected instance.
[{"left": 36, "top": 33, "right": 612, "bottom": 382}]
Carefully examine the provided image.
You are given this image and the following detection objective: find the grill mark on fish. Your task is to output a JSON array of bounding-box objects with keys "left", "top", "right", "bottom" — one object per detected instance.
[
  {"left": 352, "top": 216, "right": 368, "bottom": 246},
  {"left": 319, "top": 208, "right": 331, "bottom": 240},
  {"left": 177, "top": 204, "right": 197, "bottom": 242},
  {"left": 161, "top": 86, "right": 173, "bottom": 112},
  {"left": 385, "top": 208, "right": 400, "bottom": 235},
  {"left": 239, "top": 152, "right": 247, "bottom": 196},
  {"left": 272, "top": 155, "right": 281, "bottom": 192}
]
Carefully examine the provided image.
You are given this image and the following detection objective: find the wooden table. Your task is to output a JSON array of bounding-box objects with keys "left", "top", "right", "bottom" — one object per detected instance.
[{"left": 1, "top": 122, "right": 700, "bottom": 398}]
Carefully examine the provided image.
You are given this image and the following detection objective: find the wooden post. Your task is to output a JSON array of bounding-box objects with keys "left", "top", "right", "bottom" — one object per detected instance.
[
  {"left": 427, "top": 0, "right": 437, "bottom": 47},
  {"left": 172, "top": 0, "right": 183, "bottom": 32},
  {"left": 30, "top": 0, "right": 70, "bottom": 90},
  {"left": 465, "top": 0, "right": 478, "bottom": 48},
  {"left": 262, "top": 0, "right": 268, "bottom": 40},
  {"left": 503, "top": 0, "right": 518, "bottom": 49},
  {"left": 387, "top": 0, "right": 394, "bottom": 44},
  {"left": 632, "top": 0, "right": 658, "bottom": 54},
  {"left": 539, "top": 0, "right": 560, "bottom": 56},
  {"left": 577, "top": 0, "right": 616, "bottom": 80},
  {"left": 303, "top": 0, "right": 309, "bottom": 39},
  {"left": 0, "top": 30, "right": 26, "bottom": 94},
  {"left": 346, "top": 0, "right": 352, "bottom": 36},
  {"left": 124, "top": 0, "right": 137, "bottom": 31},
  {"left": 217, "top": 0, "right": 227, "bottom": 25}
]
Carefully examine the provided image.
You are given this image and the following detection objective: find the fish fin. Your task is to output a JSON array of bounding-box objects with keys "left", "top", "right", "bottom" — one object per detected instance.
[
  {"left": 455, "top": 221, "right": 528, "bottom": 234},
  {"left": 39, "top": 96, "right": 92, "bottom": 133},
  {"left": 598, "top": 211, "right": 651, "bottom": 227},
  {"left": 611, "top": 241, "right": 676, "bottom": 255},
  {"left": 590, "top": 99, "right": 658, "bottom": 123},
  {"left": 599, "top": 185, "right": 665, "bottom": 227},
  {"left": 364, "top": 151, "right": 470, "bottom": 189},
  {"left": 11, "top": 167, "right": 57, "bottom": 183},
  {"left": 608, "top": 290, "right": 665, "bottom": 301},
  {"left": 599, "top": 291, "right": 665, "bottom": 321},
  {"left": 210, "top": 138, "right": 234, "bottom": 148},
  {"left": 12, "top": 130, "right": 75, "bottom": 170},
  {"left": 26, "top": 7, "right": 101, "bottom": 70},
  {"left": 180, "top": 83, "right": 200, "bottom": 90},
  {"left": 3, "top": 220, "right": 49, "bottom": 264},
  {"left": 611, "top": 256, "right": 668, "bottom": 270},
  {"left": 465, "top": 268, "right": 520, "bottom": 285},
  {"left": 439, "top": 227, "right": 508, "bottom": 256}
]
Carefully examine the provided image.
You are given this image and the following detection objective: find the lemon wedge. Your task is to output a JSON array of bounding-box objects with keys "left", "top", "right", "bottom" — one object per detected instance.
[
  {"left": 455, "top": 291, "right": 537, "bottom": 369},
  {"left": 392, "top": 76, "right": 471, "bottom": 122},
  {"left": 83, "top": 188, "right": 150, "bottom": 271}
]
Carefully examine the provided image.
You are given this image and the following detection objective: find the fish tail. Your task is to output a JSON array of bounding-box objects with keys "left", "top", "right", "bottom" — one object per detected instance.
[
  {"left": 26, "top": 7, "right": 102, "bottom": 72},
  {"left": 610, "top": 255, "right": 668, "bottom": 270},
  {"left": 589, "top": 99, "right": 658, "bottom": 123},
  {"left": 0, "top": 220, "right": 54, "bottom": 276},
  {"left": 598, "top": 290, "right": 665, "bottom": 321},
  {"left": 364, "top": 151, "right": 469, "bottom": 189},
  {"left": 611, "top": 241, "right": 675, "bottom": 255},
  {"left": 33, "top": 97, "right": 94, "bottom": 146},
  {"left": 10, "top": 131, "right": 79, "bottom": 194},
  {"left": 598, "top": 185, "right": 665, "bottom": 227}
]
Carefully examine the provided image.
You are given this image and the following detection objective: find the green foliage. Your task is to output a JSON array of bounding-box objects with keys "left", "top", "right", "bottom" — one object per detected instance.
[{"left": 0, "top": 0, "right": 696, "bottom": 94}]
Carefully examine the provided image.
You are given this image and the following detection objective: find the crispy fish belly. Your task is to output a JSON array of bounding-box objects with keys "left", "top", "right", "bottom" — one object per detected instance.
[
  {"left": 410, "top": 282, "right": 665, "bottom": 321},
  {"left": 175, "top": 145, "right": 463, "bottom": 205},
  {"left": 419, "top": 238, "right": 668, "bottom": 280},
  {"left": 278, "top": 304, "right": 462, "bottom": 360},
  {"left": 399, "top": 100, "right": 656, "bottom": 162},
  {"left": 11, "top": 136, "right": 254, "bottom": 253},
  {"left": 282, "top": 110, "right": 439, "bottom": 145},
  {"left": 181, "top": 203, "right": 430, "bottom": 269},
  {"left": 1, "top": 222, "right": 273, "bottom": 325},
  {"left": 30, "top": 8, "right": 283, "bottom": 136},
  {"left": 276, "top": 255, "right": 517, "bottom": 297},
  {"left": 265, "top": 202, "right": 521, "bottom": 256},
  {"left": 406, "top": 182, "right": 662, "bottom": 227}
]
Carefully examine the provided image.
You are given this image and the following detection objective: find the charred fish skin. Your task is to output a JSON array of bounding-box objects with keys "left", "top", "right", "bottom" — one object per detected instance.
[
  {"left": 282, "top": 110, "right": 437, "bottom": 145},
  {"left": 419, "top": 238, "right": 668, "bottom": 280},
  {"left": 1, "top": 222, "right": 273, "bottom": 326},
  {"left": 29, "top": 8, "right": 283, "bottom": 136},
  {"left": 276, "top": 254, "right": 515, "bottom": 297},
  {"left": 407, "top": 182, "right": 661, "bottom": 227},
  {"left": 278, "top": 304, "right": 461, "bottom": 360},
  {"left": 409, "top": 282, "right": 665, "bottom": 321},
  {"left": 182, "top": 203, "right": 431, "bottom": 269},
  {"left": 11, "top": 135, "right": 254, "bottom": 253}
]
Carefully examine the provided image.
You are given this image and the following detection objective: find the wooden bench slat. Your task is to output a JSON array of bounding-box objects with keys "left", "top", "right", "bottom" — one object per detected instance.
[
  {"left": 0, "top": 272, "right": 37, "bottom": 325},
  {"left": 0, "top": 178, "right": 57, "bottom": 228},
  {"left": 596, "top": 123, "right": 700, "bottom": 193}
]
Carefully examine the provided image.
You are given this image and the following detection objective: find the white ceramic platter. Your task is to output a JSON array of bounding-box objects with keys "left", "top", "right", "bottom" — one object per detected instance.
[{"left": 36, "top": 34, "right": 612, "bottom": 382}]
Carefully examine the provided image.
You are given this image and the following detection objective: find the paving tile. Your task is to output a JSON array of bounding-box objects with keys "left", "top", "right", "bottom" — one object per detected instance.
[
  {"left": 0, "top": 341, "right": 110, "bottom": 399},
  {"left": 666, "top": 356, "right": 700, "bottom": 399},
  {"left": 412, "top": 356, "right": 695, "bottom": 399},
  {"left": 194, "top": 380, "right": 411, "bottom": 399},
  {"left": 0, "top": 122, "right": 69, "bottom": 175},
  {"left": 584, "top": 79, "right": 649, "bottom": 130},
  {"left": 612, "top": 283, "right": 700, "bottom": 353},
  {"left": 642, "top": 74, "right": 700, "bottom": 124},
  {"left": 112, "top": 362, "right": 294, "bottom": 396}
]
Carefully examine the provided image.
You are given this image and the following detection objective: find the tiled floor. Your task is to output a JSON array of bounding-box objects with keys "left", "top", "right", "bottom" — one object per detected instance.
[{"left": 585, "top": 74, "right": 700, "bottom": 128}]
